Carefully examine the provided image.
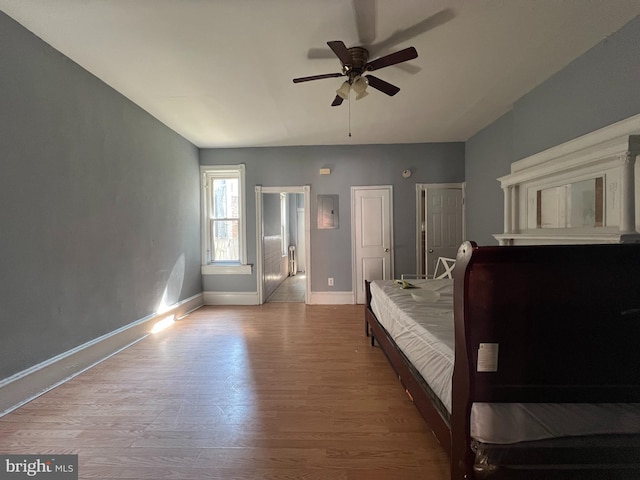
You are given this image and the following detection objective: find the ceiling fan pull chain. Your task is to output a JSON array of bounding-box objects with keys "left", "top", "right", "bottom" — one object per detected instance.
[{"left": 348, "top": 94, "right": 352, "bottom": 137}]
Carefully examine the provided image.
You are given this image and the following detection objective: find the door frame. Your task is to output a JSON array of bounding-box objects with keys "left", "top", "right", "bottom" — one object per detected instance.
[
  {"left": 351, "top": 185, "right": 394, "bottom": 304},
  {"left": 255, "top": 185, "right": 311, "bottom": 304},
  {"left": 415, "top": 183, "right": 466, "bottom": 276}
]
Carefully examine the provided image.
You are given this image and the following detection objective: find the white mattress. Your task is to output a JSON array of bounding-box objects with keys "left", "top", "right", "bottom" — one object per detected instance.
[
  {"left": 369, "top": 279, "right": 640, "bottom": 445},
  {"left": 369, "top": 278, "right": 455, "bottom": 412}
]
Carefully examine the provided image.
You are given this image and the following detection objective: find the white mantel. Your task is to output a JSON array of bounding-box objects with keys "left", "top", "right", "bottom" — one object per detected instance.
[{"left": 495, "top": 114, "right": 640, "bottom": 245}]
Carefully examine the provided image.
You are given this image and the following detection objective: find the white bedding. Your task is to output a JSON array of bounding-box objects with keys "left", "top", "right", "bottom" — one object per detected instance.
[
  {"left": 369, "top": 279, "right": 455, "bottom": 412},
  {"left": 369, "top": 279, "right": 640, "bottom": 445}
]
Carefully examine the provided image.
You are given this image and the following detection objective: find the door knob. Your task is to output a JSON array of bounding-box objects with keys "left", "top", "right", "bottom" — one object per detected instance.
[
  {"left": 428, "top": 249, "right": 434, "bottom": 253},
  {"left": 384, "top": 248, "right": 390, "bottom": 252}
]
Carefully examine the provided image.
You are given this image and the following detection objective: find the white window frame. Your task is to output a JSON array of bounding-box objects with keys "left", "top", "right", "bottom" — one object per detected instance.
[{"left": 200, "top": 164, "right": 251, "bottom": 275}]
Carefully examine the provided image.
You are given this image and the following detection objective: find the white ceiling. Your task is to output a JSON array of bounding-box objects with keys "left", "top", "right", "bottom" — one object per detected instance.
[{"left": 1, "top": 0, "right": 639, "bottom": 148}]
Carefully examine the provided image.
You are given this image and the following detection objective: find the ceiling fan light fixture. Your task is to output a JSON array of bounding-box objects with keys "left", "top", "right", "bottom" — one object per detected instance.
[
  {"left": 293, "top": 37, "right": 418, "bottom": 107},
  {"left": 336, "top": 81, "right": 351, "bottom": 100},
  {"left": 353, "top": 75, "right": 369, "bottom": 100}
]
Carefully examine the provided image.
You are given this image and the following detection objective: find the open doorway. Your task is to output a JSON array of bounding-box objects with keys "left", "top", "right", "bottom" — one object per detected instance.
[{"left": 255, "top": 186, "right": 310, "bottom": 304}]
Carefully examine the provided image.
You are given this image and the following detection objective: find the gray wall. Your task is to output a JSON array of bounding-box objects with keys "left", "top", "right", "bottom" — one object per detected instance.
[
  {"left": 0, "top": 12, "right": 202, "bottom": 380},
  {"left": 288, "top": 193, "right": 302, "bottom": 250},
  {"left": 465, "top": 15, "right": 640, "bottom": 245},
  {"left": 263, "top": 193, "right": 282, "bottom": 237},
  {"left": 464, "top": 112, "right": 513, "bottom": 246},
  {"left": 200, "top": 143, "right": 465, "bottom": 293}
]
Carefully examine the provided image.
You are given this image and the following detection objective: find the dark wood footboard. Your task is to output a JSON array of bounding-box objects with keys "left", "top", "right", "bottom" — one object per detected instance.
[
  {"left": 452, "top": 241, "right": 640, "bottom": 480},
  {"left": 365, "top": 241, "right": 640, "bottom": 480}
]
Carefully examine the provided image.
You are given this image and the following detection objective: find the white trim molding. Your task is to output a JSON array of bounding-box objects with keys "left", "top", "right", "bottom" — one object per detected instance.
[
  {"left": 203, "top": 290, "right": 353, "bottom": 305},
  {"left": 0, "top": 293, "right": 204, "bottom": 417},
  {"left": 496, "top": 114, "right": 640, "bottom": 245},
  {"left": 309, "top": 291, "right": 355, "bottom": 305},
  {"left": 203, "top": 291, "right": 260, "bottom": 305},
  {"left": 201, "top": 264, "right": 252, "bottom": 275}
]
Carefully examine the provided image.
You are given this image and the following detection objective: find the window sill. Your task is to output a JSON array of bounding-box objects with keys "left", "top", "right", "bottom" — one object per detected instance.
[{"left": 201, "top": 264, "right": 253, "bottom": 275}]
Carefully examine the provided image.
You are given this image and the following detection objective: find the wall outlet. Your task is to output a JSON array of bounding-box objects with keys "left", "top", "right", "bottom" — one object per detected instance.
[{"left": 328, "top": 277, "right": 334, "bottom": 286}]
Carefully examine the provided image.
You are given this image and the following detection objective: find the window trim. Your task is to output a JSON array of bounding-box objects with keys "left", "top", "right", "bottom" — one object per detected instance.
[{"left": 200, "top": 164, "right": 251, "bottom": 275}]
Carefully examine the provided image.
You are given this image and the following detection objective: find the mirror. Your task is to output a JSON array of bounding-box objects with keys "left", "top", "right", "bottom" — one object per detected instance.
[{"left": 536, "top": 177, "right": 603, "bottom": 228}]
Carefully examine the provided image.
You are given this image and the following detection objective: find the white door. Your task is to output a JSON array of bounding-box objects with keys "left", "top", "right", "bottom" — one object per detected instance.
[
  {"left": 352, "top": 186, "right": 393, "bottom": 304},
  {"left": 425, "top": 187, "right": 463, "bottom": 276}
]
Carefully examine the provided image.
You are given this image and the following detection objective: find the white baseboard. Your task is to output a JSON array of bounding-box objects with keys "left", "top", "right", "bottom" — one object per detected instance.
[
  {"left": 203, "top": 291, "right": 260, "bottom": 305},
  {"left": 203, "top": 290, "right": 355, "bottom": 305},
  {"left": 309, "top": 291, "right": 355, "bottom": 304},
  {"left": 0, "top": 293, "right": 204, "bottom": 417}
]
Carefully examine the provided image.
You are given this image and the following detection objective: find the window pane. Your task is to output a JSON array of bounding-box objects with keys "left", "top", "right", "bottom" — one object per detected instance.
[
  {"left": 213, "top": 219, "right": 239, "bottom": 261},
  {"left": 213, "top": 178, "right": 239, "bottom": 219}
]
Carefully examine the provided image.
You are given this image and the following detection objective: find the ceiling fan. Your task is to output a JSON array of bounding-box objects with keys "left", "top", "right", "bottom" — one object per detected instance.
[
  {"left": 292, "top": 41, "right": 418, "bottom": 106},
  {"left": 292, "top": 2, "right": 454, "bottom": 106}
]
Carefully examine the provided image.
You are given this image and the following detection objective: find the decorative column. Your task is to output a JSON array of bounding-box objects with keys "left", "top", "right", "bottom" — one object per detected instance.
[
  {"left": 511, "top": 185, "right": 519, "bottom": 234},
  {"left": 503, "top": 185, "right": 512, "bottom": 234},
  {"left": 619, "top": 152, "right": 637, "bottom": 235}
]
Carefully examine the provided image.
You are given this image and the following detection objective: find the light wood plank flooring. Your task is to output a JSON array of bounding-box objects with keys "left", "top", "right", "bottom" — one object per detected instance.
[{"left": 0, "top": 304, "right": 449, "bottom": 479}]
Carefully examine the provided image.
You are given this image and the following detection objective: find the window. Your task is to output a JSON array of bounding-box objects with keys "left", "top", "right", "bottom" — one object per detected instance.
[{"left": 201, "top": 165, "right": 250, "bottom": 274}]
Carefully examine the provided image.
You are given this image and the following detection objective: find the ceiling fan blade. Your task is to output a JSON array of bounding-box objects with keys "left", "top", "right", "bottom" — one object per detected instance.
[
  {"left": 369, "top": 8, "right": 455, "bottom": 55},
  {"left": 366, "top": 47, "right": 418, "bottom": 72},
  {"left": 353, "top": 0, "right": 377, "bottom": 45},
  {"left": 365, "top": 75, "right": 400, "bottom": 96},
  {"left": 293, "top": 72, "right": 344, "bottom": 83},
  {"left": 327, "top": 40, "right": 353, "bottom": 66},
  {"left": 331, "top": 95, "right": 344, "bottom": 107}
]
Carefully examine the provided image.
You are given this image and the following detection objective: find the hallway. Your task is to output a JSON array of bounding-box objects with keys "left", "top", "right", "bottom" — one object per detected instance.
[{"left": 267, "top": 273, "right": 305, "bottom": 302}]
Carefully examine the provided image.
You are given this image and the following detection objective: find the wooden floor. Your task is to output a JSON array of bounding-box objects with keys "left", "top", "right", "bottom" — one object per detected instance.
[{"left": 0, "top": 304, "right": 449, "bottom": 479}]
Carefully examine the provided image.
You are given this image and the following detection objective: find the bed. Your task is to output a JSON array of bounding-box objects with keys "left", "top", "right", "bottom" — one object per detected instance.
[{"left": 364, "top": 240, "right": 640, "bottom": 479}]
